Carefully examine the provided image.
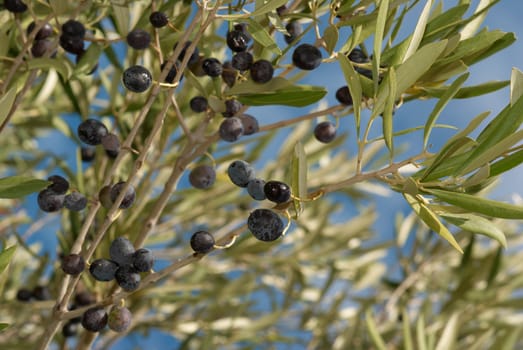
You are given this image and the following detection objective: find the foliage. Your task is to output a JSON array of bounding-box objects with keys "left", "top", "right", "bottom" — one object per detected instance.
[{"left": 0, "top": 0, "right": 521, "bottom": 349}]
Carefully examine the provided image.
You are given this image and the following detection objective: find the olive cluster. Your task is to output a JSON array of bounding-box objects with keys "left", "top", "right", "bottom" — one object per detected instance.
[
  {"left": 37, "top": 175, "right": 88, "bottom": 212},
  {"left": 89, "top": 237, "right": 154, "bottom": 292}
]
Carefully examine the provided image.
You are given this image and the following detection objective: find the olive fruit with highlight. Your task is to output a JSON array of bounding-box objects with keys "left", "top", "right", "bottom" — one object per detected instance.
[
  {"left": 190, "top": 231, "right": 215, "bottom": 253},
  {"left": 247, "top": 209, "right": 284, "bottom": 242},
  {"left": 122, "top": 65, "right": 152, "bottom": 93}
]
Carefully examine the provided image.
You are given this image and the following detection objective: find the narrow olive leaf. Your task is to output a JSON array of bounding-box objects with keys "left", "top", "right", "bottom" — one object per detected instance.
[
  {"left": 337, "top": 53, "right": 362, "bottom": 136},
  {"left": 111, "top": 2, "right": 129, "bottom": 34},
  {"left": 0, "top": 176, "right": 50, "bottom": 199},
  {"left": 460, "top": 0, "right": 496, "bottom": 40},
  {"left": 323, "top": 25, "right": 338, "bottom": 55},
  {"left": 403, "top": 0, "right": 433, "bottom": 63},
  {"left": 236, "top": 85, "right": 327, "bottom": 107},
  {"left": 252, "top": 0, "right": 289, "bottom": 16},
  {"left": 291, "top": 142, "right": 307, "bottom": 218},
  {"left": 436, "top": 30, "right": 508, "bottom": 66},
  {"left": 419, "top": 137, "right": 475, "bottom": 181},
  {"left": 26, "top": 58, "right": 73, "bottom": 80},
  {"left": 49, "top": 0, "right": 72, "bottom": 15},
  {"left": 465, "top": 32, "right": 515, "bottom": 67},
  {"left": 246, "top": 18, "right": 281, "bottom": 56},
  {"left": 395, "top": 37, "right": 447, "bottom": 94},
  {"left": 396, "top": 212, "right": 416, "bottom": 247},
  {"left": 184, "top": 69, "right": 207, "bottom": 96},
  {"left": 404, "top": 193, "right": 463, "bottom": 253},
  {"left": 267, "top": 11, "right": 286, "bottom": 34},
  {"left": 447, "top": 111, "right": 490, "bottom": 145},
  {"left": 388, "top": 4, "right": 409, "bottom": 51},
  {"left": 510, "top": 67, "right": 523, "bottom": 106},
  {"left": 462, "top": 164, "right": 489, "bottom": 188},
  {"left": 416, "top": 313, "right": 429, "bottom": 350},
  {"left": 51, "top": 115, "right": 73, "bottom": 139},
  {"left": 458, "top": 129, "right": 523, "bottom": 175},
  {"left": 492, "top": 322, "right": 522, "bottom": 349},
  {"left": 439, "top": 212, "right": 506, "bottom": 247},
  {"left": 74, "top": 43, "right": 103, "bottom": 75},
  {"left": 227, "top": 77, "right": 292, "bottom": 95},
  {"left": 487, "top": 246, "right": 504, "bottom": 288},
  {"left": 382, "top": 66, "right": 396, "bottom": 152},
  {"left": 368, "top": 124, "right": 457, "bottom": 143},
  {"left": 0, "top": 85, "right": 17, "bottom": 127},
  {"left": 372, "top": 40, "right": 447, "bottom": 118},
  {"left": 490, "top": 149, "right": 523, "bottom": 177},
  {"left": 365, "top": 309, "right": 387, "bottom": 350},
  {"left": 424, "top": 4, "right": 469, "bottom": 39},
  {"left": 207, "top": 96, "right": 225, "bottom": 113},
  {"left": 402, "top": 308, "right": 414, "bottom": 350},
  {"left": 422, "top": 60, "right": 468, "bottom": 84},
  {"left": 372, "top": 0, "right": 389, "bottom": 92},
  {"left": 338, "top": 11, "right": 378, "bottom": 27},
  {"left": 426, "top": 189, "right": 523, "bottom": 219},
  {"left": 435, "top": 312, "right": 460, "bottom": 350},
  {"left": 417, "top": 109, "right": 491, "bottom": 180},
  {"left": 0, "top": 246, "right": 16, "bottom": 275},
  {"left": 477, "top": 93, "right": 523, "bottom": 145},
  {"left": 423, "top": 72, "right": 469, "bottom": 148},
  {"left": 422, "top": 80, "right": 509, "bottom": 99}
]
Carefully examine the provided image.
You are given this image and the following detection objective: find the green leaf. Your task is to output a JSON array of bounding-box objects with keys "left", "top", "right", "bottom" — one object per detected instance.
[
  {"left": 382, "top": 66, "right": 396, "bottom": 152},
  {"left": 423, "top": 72, "right": 469, "bottom": 148},
  {"left": 510, "top": 67, "right": 523, "bottom": 106},
  {"left": 422, "top": 80, "right": 509, "bottom": 99},
  {"left": 458, "top": 129, "right": 523, "bottom": 175},
  {"left": 373, "top": 40, "right": 448, "bottom": 117},
  {"left": 0, "top": 323, "right": 8, "bottom": 332},
  {"left": 419, "top": 137, "right": 476, "bottom": 181},
  {"left": 395, "top": 37, "right": 447, "bottom": 94},
  {"left": 422, "top": 60, "right": 468, "bottom": 84},
  {"left": 437, "top": 30, "right": 511, "bottom": 66},
  {"left": 416, "top": 313, "right": 428, "bottom": 350},
  {"left": 0, "top": 176, "right": 50, "bottom": 199},
  {"left": 184, "top": 69, "right": 208, "bottom": 96},
  {"left": 111, "top": 2, "right": 129, "bottom": 34},
  {"left": 439, "top": 212, "right": 506, "bottom": 247},
  {"left": 424, "top": 4, "right": 469, "bottom": 41},
  {"left": 246, "top": 18, "right": 281, "bottom": 56},
  {"left": 0, "top": 246, "right": 16, "bottom": 275},
  {"left": 490, "top": 149, "right": 523, "bottom": 177},
  {"left": 337, "top": 54, "right": 362, "bottom": 136},
  {"left": 426, "top": 188, "right": 523, "bottom": 219},
  {"left": 435, "top": 312, "right": 460, "bottom": 350},
  {"left": 477, "top": 94, "right": 523, "bottom": 146},
  {"left": 365, "top": 309, "right": 387, "bottom": 350},
  {"left": 227, "top": 77, "right": 292, "bottom": 95},
  {"left": 403, "top": 0, "right": 434, "bottom": 63},
  {"left": 447, "top": 111, "right": 491, "bottom": 146},
  {"left": 402, "top": 308, "right": 414, "bottom": 350},
  {"left": 291, "top": 142, "right": 307, "bottom": 218},
  {"left": 252, "top": 0, "right": 289, "bottom": 17},
  {"left": 26, "top": 58, "right": 73, "bottom": 80},
  {"left": 368, "top": 124, "right": 457, "bottom": 143},
  {"left": 235, "top": 85, "right": 327, "bottom": 107},
  {"left": 49, "top": 0, "right": 73, "bottom": 15},
  {"left": 404, "top": 193, "right": 463, "bottom": 253},
  {"left": 323, "top": 25, "right": 338, "bottom": 55},
  {"left": 74, "top": 43, "right": 103, "bottom": 75},
  {"left": 460, "top": 0, "right": 498, "bottom": 40},
  {"left": 0, "top": 85, "right": 17, "bottom": 127},
  {"left": 372, "top": 0, "right": 389, "bottom": 93}
]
